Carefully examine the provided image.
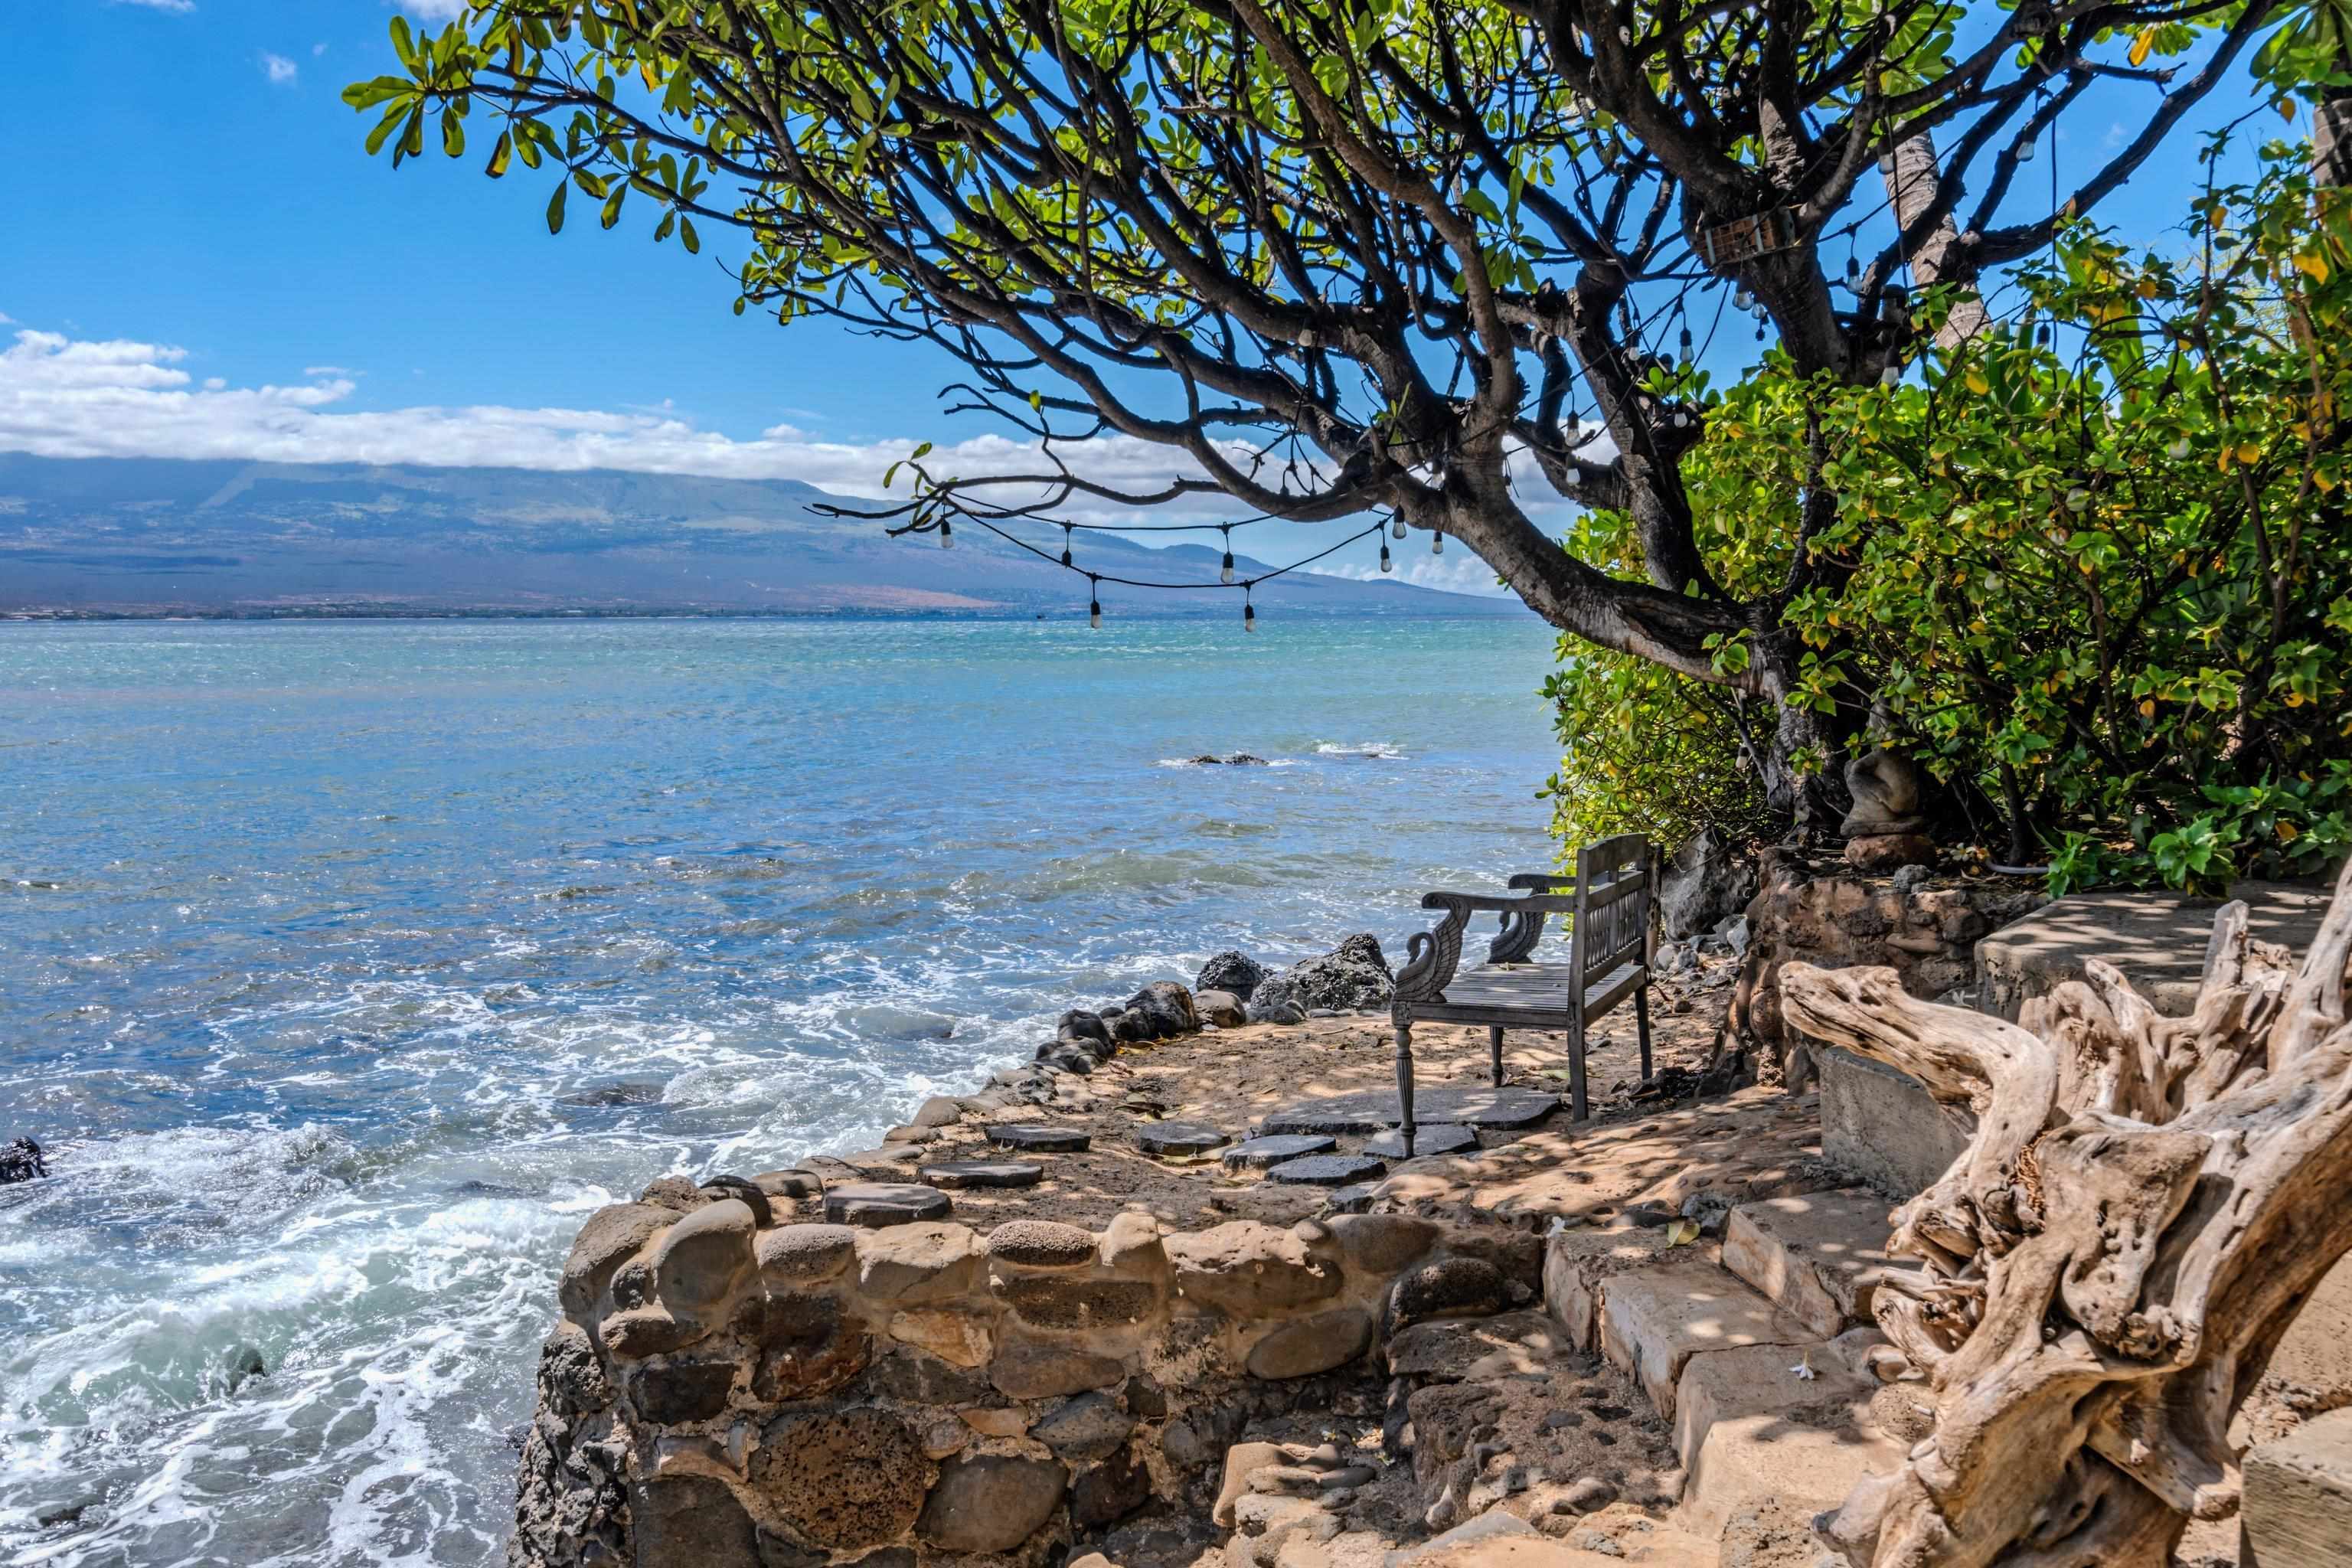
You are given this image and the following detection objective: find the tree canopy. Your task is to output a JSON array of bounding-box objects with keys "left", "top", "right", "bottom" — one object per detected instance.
[{"left": 350, "top": 0, "right": 2343, "bottom": 837}]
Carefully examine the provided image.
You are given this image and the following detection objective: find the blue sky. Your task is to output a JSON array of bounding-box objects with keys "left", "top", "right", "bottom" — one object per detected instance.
[{"left": 0, "top": 2, "right": 2296, "bottom": 593}]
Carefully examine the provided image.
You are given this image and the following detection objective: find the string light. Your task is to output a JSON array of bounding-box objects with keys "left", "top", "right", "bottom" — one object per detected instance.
[
  {"left": 1733, "top": 286, "right": 1755, "bottom": 312},
  {"left": 1089, "top": 575, "right": 1102, "bottom": 628},
  {"left": 1380, "top": 540, "right": 1393, "bottom": 572},
  {"left": 1060, "top": 524, "right": 1073, "bottom": 567},
  {"left": 1391, "top": 516, "right": 1406, "bottom": 540},
  {"left": 1431, "top": 531, "right": 1443, "bottom": 555},
  {"left": 1220, "top": 524, "right": 1235, "bottom": 584},
  {"left": 1243, "top": 585, "right": 1256, "bottom": 632},
  {"left": 939, "top": 518, "right": 954, "bottom": 548}
]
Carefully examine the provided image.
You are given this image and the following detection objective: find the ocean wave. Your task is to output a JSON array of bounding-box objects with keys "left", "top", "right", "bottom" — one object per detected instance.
[{"left": 1313, "top": 740, "right": 1407, "bottom": 759}]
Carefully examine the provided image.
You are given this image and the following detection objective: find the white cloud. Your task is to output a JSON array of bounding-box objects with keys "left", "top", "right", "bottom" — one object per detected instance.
[
  {"left": 393, "top": 1, "right": 471, "bottom": 21},
  {"left": 312, "top": 41, "right": 328, "bottom": 57},
  {"left": 1323, "top": 548, "right": 1514, "bottom": 597},
  {"left": 262, "top": 51, "right": 298, "bottom": 85},
  {"left": 0, "top": 327, "right": 1234, "bottom": 510}
]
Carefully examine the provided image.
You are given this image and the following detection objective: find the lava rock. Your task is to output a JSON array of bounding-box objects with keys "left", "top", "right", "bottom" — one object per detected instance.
[
  {"left": 1220, "top": 1135, "right": 1337, "bottom": 1171},
  {"left": 1192, "top": 989, "right": 1249, "bottom": 1027},
  {"left": 1194, "top": 951, "right": 1267, "bottom": 1001},
  {"left": 1119, "top": 982, "right": 1200, "bottom": 1039},
  {"left": 1658, "top": 830, "right": 1759, "bottom": 942},
  {"left": 985, "top": 1124, "right": 1092, "bottom": 1153},
  {"left": 1249, "top": 933, "right": 1393, "bottom": 1017},
  {"left": 1363, "top": 1124, "right": 1478, "bottom": 1159},
  {"left": 916, "top": 1453, "right": 1068, "bottom": 1553},
  {"left": 918, "top": 1161, "right": 1043, "bottom": 1191},
  {"left": 634, "top": 1475, "right": 762, "bottom": 1568},
  {"left": 823, "top": 1184, "right": 954, "bottom": 1228},
  {"left": 1266, "top": 1154, "right": 1387, "bottom": 1187},
  {"left": 1130, "top": 1122, "right": 1230, "bottom": 1157},
  {"left": 1059, "top": 1010, "right": 1112, "bottom": 1049}
]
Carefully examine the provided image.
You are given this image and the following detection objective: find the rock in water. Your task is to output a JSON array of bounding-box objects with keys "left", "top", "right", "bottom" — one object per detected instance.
[
  {"left": 221, "top": 1344, "right": 268, "bottom": 1396},
  {"left": 0, "top": 1138, "right": 45, "bottom": 1184},
  {"left": 1250, "top": 934, "right": 1393, "bottom": 1017},
  {"left": 1194, "top": 951, "right": 1266, "bottom": 1001}
]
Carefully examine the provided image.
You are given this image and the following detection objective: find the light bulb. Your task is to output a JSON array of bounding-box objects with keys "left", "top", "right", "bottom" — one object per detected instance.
[
  {"left": 1431, "top": 533, "right": 1443, "bottom": 554},
  {"left": 1880, "top": 364, "right": 1901, "bottom": 387},
  {"left": 939, "top": 520, "right": 953, "bottom": 549},
  {"left": 1733, "top": 286, "right": 1754, "bottom": 312},
  {"left": 1380, "top": 544, "right": 1393, "bottom": 573},
  {"left": 1243, "top": 602, "right": 1256, "bottom": 632},
  {"left": 1392, "top": 517, "right": 1407, "bottom": 539},
  {"left": 1089, "top": 597, "right": 1102, "bottom": 628},
  {"left": 1673, "top": 410, "right": 1690, "bottom": 428},
  {"left": 1221, "top": 552, "right": 1235, "bottom": 584},
  {"left": 2066, "top": 487, "right": 2089, "bottom": 511},
  {"left": 2167, "top": 436, "right": 2192, "bottom": 459},
  {"left": 1619, "top": 25, "right": 1632, "bottom": 43},
  {"left": 2014, "top": 137, "right": 2036, "bottom": 164}
]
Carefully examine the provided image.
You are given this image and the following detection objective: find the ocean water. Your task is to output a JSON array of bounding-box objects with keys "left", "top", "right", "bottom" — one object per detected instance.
[{"left": 0, "top": 614, "right": 1561, "bottom": 1567}]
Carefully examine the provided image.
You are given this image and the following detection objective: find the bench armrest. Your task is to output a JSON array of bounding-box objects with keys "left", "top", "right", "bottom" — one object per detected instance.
[{"left": 1506, "top": 871, "right": 1577, "bottom": 891}]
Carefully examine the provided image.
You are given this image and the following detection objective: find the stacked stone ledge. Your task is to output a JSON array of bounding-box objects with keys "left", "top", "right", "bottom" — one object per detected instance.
[{"left": 516, "top": 1180, "right": 1533, "bottom": 1568}]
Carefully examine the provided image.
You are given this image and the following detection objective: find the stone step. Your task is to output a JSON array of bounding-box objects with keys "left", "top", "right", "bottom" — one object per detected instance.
[
  {"left": 1384, "top": 1507, "right": 1716, "bottom": 1568},
  {"left": 1668, "top": 1329, "right": 1907, "bottom": 1542},
  {"left": 1594, "top": 1256, "right": 1817, "bottom": 1423},
  {"left": 1718, "top": 1189, "right": 1896, "bottom": 1339}
]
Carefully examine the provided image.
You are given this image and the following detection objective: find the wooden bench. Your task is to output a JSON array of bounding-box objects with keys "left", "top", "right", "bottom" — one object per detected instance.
[{"left": 1388, "top": 835, "right": 1658, "bottom": 1154}]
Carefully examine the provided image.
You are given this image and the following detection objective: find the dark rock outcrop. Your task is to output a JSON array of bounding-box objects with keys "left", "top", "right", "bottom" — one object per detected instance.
[
  {"left": 1194, "top": 951, "right": 1266, "bottom": 1001},
  {"left": 1, "top": 1138, "right": 46, "bottom": 1184},
  {"left": 1657, "top": 831, "right": 1758, "bottom": 941},
  {"left": 1249, "top": 934, "right": 1393, "bottom": 1018}
]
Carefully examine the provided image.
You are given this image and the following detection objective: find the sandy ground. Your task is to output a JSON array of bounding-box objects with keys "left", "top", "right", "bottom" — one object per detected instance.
[{"left": 785, "top": 952, "right": 1775, "bottom": 1235}]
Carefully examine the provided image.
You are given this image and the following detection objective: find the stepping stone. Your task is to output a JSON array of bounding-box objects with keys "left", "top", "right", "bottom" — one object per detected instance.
[
  {"left": 919, "top": 1161, "right": 1043, "bottom": 1191},
  {"left": 1131, "top": 1122, "right": 1230, "bottom": 1157},
  {"left": 1259, "top": 1085, "right": 1560, "bottom": 1136},
  {"left": 823, "top": 1182, "right": 953, "bottom": 1228},
  {"left": 1596, "top": 1255, "right": 1814, "bottom": 1421},
  {"left": 1221, "top": 1134, "right": 1336, "bottom": 1171},
  {"left": 985, "top": 1124, "right": 1092, "bottom": 1153},
  {"left": 1720, "top": 1189, "right": 1896, "bottom": 1339},
  {"left": 1362, "top": 1123, "right": 1478, "bottom": 1159},
  {"left": 1266, "top": 1154, "right": 1387, "bottom": 1187}
]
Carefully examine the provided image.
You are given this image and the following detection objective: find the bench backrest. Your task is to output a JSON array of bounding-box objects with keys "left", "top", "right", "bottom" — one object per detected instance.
[{"left": 1570, "top": 834, "right": 1654, "bottom": 985}]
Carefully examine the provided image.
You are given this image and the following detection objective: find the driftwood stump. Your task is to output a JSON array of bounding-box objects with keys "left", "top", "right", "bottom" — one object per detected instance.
[{"left": 1780, "top": 858, "right": 2352, "bottom": 1567}]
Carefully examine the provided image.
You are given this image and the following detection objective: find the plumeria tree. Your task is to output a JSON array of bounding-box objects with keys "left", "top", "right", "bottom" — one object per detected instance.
[{"left": 350, "top": 0, "right": 2310, "bottom": 833}]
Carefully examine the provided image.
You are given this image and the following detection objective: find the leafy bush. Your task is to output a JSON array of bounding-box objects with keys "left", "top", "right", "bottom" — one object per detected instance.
[{"left": 1548, "top": 142, "right": 2352, "bottom": 893}]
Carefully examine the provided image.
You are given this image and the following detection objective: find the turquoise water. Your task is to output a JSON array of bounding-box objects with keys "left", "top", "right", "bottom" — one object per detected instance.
[{"left": 0, "top": 614, "right": 1560, "bottom": 1566}]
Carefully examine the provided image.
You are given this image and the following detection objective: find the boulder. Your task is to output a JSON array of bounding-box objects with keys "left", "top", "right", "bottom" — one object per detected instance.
[
  {"left": 1059, "top": 1010, "right": 1112, "bottom": 1049},
  {"left": 1, "top": 1138, "right": 46, "bottom": 1184},
  {"left": 910, "top": 1096, "right": 965, "bottom": 1129},
  {"left": 855, "top": 1222, "right": 985, "bottom": 1304},
  {"left": 632, "top": 1475, "right": 761, "bottom": 1568},
  {"left": 652, "top": 1199, "right": 756, "bottom": 1314},
  {"left": 990, "top": 1342, "right": 1126, "bottom": 1400},
  {"left": 1845, "top": 833, "right": 1938, "bottom": 874},
  {"left": 1246, "top": 1307, "right": 1373, "bottom": 1380},
  {"left": 751, "top": 1408, "right": 935, "bottom": 1549},
  {"left": 988, "top": 1219, "right": 1101, "bottom": 1269},
  {"left": 1195, "top": 951, "right": 1267, "bottom": 1001},
  {"left": 1070, "top": 1451, "right": 1153, "bottom": 1527},
  {"left": 638, "top": 1174, "right": 718, "bottom": 1214},
  {"left": 1658, "top": 831, "right": 1759, "bottom": 942},
  {"left": 1385, "top": 1255, "right": 1511, "bottom": 1332},
  {"left": 557, "top": 1202, "right": 673, "bottom": 1319},
  {"left": 1165, "top": 1220, "right": 1343, "bottom": 1314},
  {"left": 1032, "top": 1393, "right": 1135, "bottom": 1461},
  {"left": 1250, "top": 934, "right": 1393, "bottom": 1017},
  {"left": 916, "top": 1453, "right": 1068, "bottom": 1553},
  {"left": 1193, "top": 990, "right": 1249, "bottom": 1028},
  {"left": 756, "top": 1223, "right": 859, "bottom": 1286}
]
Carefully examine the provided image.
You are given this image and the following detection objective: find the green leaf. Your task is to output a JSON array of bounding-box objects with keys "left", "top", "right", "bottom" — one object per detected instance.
[
  {"left": 679, "top": 217, "right": 699, "bottom": 254},
  {"left": 486, "top": 131, "right": 511, "bottom": 178},
  {"left": 600, "top": 184, "right": 626, "bottom": 230},
  {"left": 441, "top": 109, "right": 465, "bottom": 158},
  {"left": 546, "top": 178, "right": 567, "bottom": 234}
]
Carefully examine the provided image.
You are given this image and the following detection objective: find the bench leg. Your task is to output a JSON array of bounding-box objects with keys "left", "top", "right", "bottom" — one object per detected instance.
[
  {"left": 1488, "top": 1026, "right": 1505, "bottom": 1088},
  {"left": 1635, "top": 986, "right": 1654, "bottom": 1083},
  {"left": 1566, "top": 1012, "right": 1589, "bottom": 1121},
  {"left": 1393, "top": 1019, "right": 1416, "bottom": 1159}
]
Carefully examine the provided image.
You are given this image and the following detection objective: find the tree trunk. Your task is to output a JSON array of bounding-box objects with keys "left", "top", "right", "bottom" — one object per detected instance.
[{"left": 1779, "top": 857, "right": 2352, "bottom": 1567}]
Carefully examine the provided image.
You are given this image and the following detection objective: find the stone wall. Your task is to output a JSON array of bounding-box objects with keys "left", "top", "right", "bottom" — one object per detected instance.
[
  {"left": 514, "top": 1184, "right": 1536, "bottom": 1568},
  {"left": 1728, "top": 851, "right": 2046, "bottom": 1089}
]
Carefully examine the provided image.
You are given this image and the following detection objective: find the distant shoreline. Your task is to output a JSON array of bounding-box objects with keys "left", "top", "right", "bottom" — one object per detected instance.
[{"left": 0, "top": 602, "right": 1529, "bottom": 624}]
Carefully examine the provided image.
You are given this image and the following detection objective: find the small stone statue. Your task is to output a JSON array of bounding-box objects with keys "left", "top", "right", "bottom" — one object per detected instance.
[{"left": 1841, "top": 704, "right": 1936, "bottom": 873}]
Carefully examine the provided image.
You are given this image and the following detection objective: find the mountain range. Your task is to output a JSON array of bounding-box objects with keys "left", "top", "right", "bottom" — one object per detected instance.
[{"left": 0, "top": 454, "right": 1517, "bottom": 619}]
